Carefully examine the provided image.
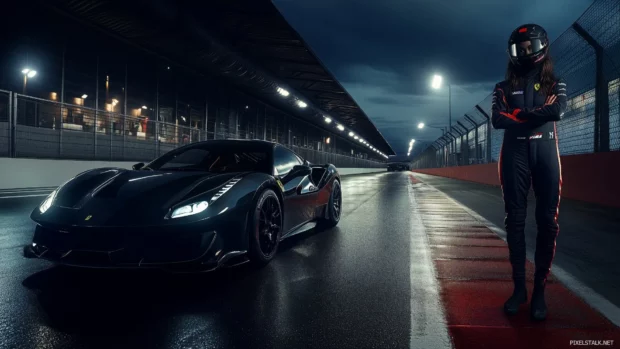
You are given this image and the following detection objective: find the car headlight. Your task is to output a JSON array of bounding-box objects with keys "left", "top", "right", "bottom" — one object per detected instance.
[
  {"left": 39, "top": 189, "right": 58, "bottom": 214},
  {"left": 170, "top": 201, "right": 209, "bottom": 219}
]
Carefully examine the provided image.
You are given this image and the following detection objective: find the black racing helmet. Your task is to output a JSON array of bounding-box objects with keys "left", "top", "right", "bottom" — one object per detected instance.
[{"left": 507, "top": 24, "right": 549, "bottom": 67}]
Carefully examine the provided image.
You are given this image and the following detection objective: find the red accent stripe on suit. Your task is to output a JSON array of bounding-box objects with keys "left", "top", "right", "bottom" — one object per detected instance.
[{"left": 544, "top": 122, "right": 563, "bottom": 283}]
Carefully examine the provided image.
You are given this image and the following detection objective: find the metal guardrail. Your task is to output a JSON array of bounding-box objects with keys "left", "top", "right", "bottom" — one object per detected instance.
[
  {"left": 412, "top": 0, "right": 620, "bottom": 169},
  {"left": 0, "top": 92, "right": 385, "bottom": 168}
]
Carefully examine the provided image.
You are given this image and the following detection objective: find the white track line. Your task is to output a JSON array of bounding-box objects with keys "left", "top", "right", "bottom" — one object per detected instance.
[
  {"left": 419, "top": 176, "right": 620, "bottom": 327},
  {"left": 407, "top": 181, "right": 453, "bottom": 349}
]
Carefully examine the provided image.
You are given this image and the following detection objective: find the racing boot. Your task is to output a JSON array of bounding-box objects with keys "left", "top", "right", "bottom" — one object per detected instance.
[
  {"left": 503, "top": 209, "right": 528, "bottom": 315},
  {"left": 504, "top": 278, "right": 527, "bottom": 315},
  {"left": 530, "top": 278, "right": 548, "bottom": 321}
]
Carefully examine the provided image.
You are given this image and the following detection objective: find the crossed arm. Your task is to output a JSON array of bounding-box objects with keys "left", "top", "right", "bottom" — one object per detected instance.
[{"left": 491, "top": 80, "right": 567, "bottom": 130}]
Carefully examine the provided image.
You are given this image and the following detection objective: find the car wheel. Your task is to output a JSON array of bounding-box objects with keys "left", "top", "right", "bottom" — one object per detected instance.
[
  {"left": 320, "top": 179, "right": 342, "bottom": 228},
  {"left": 248, "top": 189, "right": 282, "bottom": 265}
]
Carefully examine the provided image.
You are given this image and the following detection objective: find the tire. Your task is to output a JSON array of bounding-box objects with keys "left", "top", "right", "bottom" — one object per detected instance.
[
  {"left": 248, "top": 189, "right": 283, "bottom": 266},
  {"left": 319, "top": 179, "right": 342, "bottom": 229}
]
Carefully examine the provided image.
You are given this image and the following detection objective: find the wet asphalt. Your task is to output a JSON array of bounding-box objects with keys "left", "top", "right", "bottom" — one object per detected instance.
[{"left": 0, "top": 172, "right": 420, "bottom": 349}]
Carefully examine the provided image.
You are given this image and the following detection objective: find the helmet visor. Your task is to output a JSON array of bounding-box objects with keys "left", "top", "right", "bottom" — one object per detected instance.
[{"left": 509, "top": 39, "right": 546, "bottom": 58}]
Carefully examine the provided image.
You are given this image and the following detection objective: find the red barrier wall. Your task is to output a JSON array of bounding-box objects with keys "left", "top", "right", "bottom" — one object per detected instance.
[{"left": 414, "top": 152, "right": 620, "bottom": 208}]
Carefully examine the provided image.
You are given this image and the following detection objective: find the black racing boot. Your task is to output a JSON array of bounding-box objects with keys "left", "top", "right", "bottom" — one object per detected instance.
[
  {"left": 530, "top": 280, "right": 547, "bottom": 321},
  {"left": 504, "top": 279, "right": 527, "bottom": 315}
]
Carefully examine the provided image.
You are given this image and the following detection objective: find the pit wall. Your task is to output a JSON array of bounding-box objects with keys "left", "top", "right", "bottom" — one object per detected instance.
[
  {"left": 413, "top": 152, "right": 620, "bottom": 208},
  {"left": 0, "top": 158, "right": 386, "bottom": 190}
]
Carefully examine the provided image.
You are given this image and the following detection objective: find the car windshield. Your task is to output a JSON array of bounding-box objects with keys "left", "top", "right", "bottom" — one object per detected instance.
[{"left": 144, "top": 145, "right": 270, "bottom": 173}]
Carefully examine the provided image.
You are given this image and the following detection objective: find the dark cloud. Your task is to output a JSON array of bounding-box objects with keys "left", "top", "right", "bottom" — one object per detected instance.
[
  {"left": 274, "top": 0, "right": 594, "bottom": 155},
  {"left": 364, "top": 96, "right": 407, "bottom": 105}
]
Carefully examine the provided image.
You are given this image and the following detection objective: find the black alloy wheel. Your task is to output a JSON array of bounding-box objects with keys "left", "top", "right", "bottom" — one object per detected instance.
[
  {"left": 248, "top": 189, "right": 282, "bottom": 265},
  {"left": 258, "top": 195, "right": 281, "bottom": 256},
  {"left": 320, "top": 179, "right": 342, "bottom": 228},
  {"left": 332, "top": 181, "right": 342, "bottom": 221}
]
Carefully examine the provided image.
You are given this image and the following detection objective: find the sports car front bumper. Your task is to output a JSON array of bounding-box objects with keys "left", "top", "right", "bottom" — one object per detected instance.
[{"left": 23, "top": 209, "right": 250, "bottom": 272}]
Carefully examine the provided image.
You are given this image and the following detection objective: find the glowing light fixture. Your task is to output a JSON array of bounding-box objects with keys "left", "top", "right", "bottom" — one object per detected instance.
[
  {"left": 431, "top": 74, "right": 443, "bottom": 89},
  {"left": 277, "top": 87, "right": 290, "bottom": 97}
]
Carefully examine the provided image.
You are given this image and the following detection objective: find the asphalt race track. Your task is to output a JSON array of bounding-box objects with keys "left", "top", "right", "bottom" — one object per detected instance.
[{"left": 0, "top": 172, "right": 618, "bottom": 349}]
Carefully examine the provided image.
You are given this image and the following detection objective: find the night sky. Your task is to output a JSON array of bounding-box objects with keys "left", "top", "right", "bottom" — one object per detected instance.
[{"left": 273, "top": 0, "right": 594, "bottom": 157}]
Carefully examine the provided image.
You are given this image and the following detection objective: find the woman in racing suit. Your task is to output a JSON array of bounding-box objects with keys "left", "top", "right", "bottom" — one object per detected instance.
[{"left": 491, "top": 24, "right": 567, "bottom": 321}]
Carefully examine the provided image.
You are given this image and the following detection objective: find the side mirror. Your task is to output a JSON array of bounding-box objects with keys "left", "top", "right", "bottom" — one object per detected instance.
[
  {"left": 132, "top": 162, "right": 145, "bottom": 170},
  {"left": 287, "top": 165, "right": 312, "bottom": 178}
]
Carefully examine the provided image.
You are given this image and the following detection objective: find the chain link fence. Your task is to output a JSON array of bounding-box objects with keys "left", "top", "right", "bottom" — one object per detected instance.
[
  {"left": 0, "top": 93, "right": 385, "bottom": 168},
  {"left": 412, "top": 0, "right": 620, "bottom": 169}
]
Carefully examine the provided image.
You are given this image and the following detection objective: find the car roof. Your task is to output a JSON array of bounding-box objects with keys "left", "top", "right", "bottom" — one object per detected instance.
[{"left": 184, "top": 139, "right": 276, "bottom": 151}]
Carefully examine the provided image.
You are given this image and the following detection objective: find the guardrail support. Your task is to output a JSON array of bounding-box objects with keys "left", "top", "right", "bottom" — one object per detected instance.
[{"left": 573, "top": 22, "right": 609, "bottom": 152}]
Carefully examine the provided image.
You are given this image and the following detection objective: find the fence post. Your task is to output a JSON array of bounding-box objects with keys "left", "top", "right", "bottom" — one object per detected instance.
[
  {"left": 8, "top": 92, "right": 14, "bottom": 158},
  {"left": 572, "top": 22, "right": 609, "bottom": 152},
  {"left": 110, "top": 115, "right": 113, "bottom": 161},
  {"left": 93, "top": 112, "right": 97, "bottom": 159},
  {"left": 465, "top": 115, "right": 478, "bottom": 163},
  {"left": 95, "top": 56, "right": 99, "bottom": 159},
  {"left": 475, "top": 105, "right": 491, "bottom": 163},
  {"left": 457, "top": 121, "right": 468, "bottom": 165},
  {"left": 155, "top": 119, "right": 159, "bottom": 157},
  {"left": 122, "top": 114, "right": 125, "bottom": 160}
]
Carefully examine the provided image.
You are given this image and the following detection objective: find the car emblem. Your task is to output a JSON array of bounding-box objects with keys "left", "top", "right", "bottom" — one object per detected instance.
[
  {"left": 84, "top": 215, "right": 92, "bottom": 221},
  {"left": 534, "top": 83, "right": 541, "bottom": 91},
  {"left": 276, "top": 179, "right": 284, "bottom": 191}
]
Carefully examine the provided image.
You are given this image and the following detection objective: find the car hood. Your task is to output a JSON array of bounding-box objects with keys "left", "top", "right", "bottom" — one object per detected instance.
[{"left": 35, "top": 168, "right": 242, "bottom": 227}]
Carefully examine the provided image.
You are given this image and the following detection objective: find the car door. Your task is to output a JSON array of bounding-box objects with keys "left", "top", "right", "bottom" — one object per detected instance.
[{"left": 273, "top": 146, "right": 316, "bottom": 232}]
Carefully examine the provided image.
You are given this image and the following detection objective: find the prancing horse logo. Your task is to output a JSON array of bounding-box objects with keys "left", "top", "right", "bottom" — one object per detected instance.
[{"left": 84, "top": 215, "right": 92, "bottom": 221}]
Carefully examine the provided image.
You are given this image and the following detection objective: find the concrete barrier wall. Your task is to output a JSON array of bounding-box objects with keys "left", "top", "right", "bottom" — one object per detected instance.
[
  {"left": 0, "top": 158, "right": 386, "bottom": 189},
  {"left": 413, "top": 152, "right": 620, "bottom": 208}
]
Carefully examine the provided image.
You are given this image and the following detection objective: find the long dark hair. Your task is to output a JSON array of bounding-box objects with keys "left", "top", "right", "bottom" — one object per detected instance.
[{"left": 505, "top": 54, "right": 556, "bottom": 96}]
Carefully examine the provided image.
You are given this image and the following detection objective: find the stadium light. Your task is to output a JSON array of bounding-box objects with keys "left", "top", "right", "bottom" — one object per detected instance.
[
  {"left": 337, "top": 124, "right": 345, "bottom": 131},
  {"left": 277, "top": 87, "right": 290, "bottom": 97},
  {"left": 142, "top": 105, "right": 147, "bottom": 109},
  {"left": 358, "top": 138, "right": 364, "bottom": 143},
  {"left": 324, "top": 117, "right": 332, "bottom": 124},
  {"left": 354, "top": 135, "right": 359, "bottom": 140},
  {"left": 431, "top": 74, "right": 443, "bottom": 89},
  {"left": 418, "top": 122, "right": 425, "bottom": 129},
  {"left": 296, "top": 100, "right": 307, "bottom": 108},
  {"left": 81, "top": 94, "right": 88, "bottom": 99},
  {"left": 349, "top": 132, "right": 355, "bottom": 137}
]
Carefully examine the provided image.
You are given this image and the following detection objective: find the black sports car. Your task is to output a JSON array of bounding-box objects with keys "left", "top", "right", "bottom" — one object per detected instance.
[
  {"left": 387, "top": 163, "right": 409, "bottom": 172},
  {"left": 23, "top": 140, "right": 342, "bottom": 272}
]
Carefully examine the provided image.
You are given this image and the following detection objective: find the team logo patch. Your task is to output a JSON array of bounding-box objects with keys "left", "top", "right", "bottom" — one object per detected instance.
[
  {"left": 530, "top": 133, "right": 543, "bottom": 140},
  {"left": 511, "top": 90, "right": 523, "bottom": 95},
  {"left": 84, "top": 214, "right": 92, "bottom": 221},
  {"left": 534, "top": 83, "right": 541, "bottom": 91}
]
